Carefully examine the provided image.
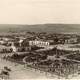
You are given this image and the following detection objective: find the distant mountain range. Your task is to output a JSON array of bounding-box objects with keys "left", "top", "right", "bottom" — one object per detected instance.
[{"left": 0, "top": 24, "right": 80, "bottom": 34}]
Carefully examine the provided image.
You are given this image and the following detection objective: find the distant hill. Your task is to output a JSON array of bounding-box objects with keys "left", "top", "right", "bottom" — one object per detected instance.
[{"left": 0, "top": 24, "right": 80, "bottom": 34}]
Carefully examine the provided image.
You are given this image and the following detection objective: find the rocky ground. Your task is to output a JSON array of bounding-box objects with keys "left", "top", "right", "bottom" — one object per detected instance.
[
  {"left": 0, "top": 56, "right": 80, "bottom": 80},
  {"left": 0, "top": 57, "right": 59, "bottom": 80}
]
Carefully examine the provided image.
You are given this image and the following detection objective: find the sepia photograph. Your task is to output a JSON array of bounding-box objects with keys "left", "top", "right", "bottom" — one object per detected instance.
[{"left": 0, "top": 0, "right": 80, "bottom": 80}]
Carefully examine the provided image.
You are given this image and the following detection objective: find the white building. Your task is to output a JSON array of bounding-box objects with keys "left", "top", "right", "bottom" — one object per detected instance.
[
  {"left": 65, "top": 38, "right": 77, "bottom": 44},
  {"left": 29, "top": 40, "right": 50, "bottom": 47}
]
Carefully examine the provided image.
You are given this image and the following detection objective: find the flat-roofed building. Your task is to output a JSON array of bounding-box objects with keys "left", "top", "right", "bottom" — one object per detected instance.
[{"left": 29, "top": 40, "right": 50, "bottom": 47}]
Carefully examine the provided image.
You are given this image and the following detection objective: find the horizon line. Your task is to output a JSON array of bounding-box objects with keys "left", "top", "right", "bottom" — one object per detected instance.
[{"left": 0, "top": 23, "right": 80, "bottom": 25}]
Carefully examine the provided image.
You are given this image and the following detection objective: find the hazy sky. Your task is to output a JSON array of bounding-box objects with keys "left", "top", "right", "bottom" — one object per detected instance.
[{"left": 0, "top": 0, "right": 80, "bottom": 24}]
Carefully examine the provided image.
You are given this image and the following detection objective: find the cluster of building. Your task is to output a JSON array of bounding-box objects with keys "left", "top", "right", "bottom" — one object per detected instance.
[{"left": 0, "top": 32, "right": 79, "bottom": 53}]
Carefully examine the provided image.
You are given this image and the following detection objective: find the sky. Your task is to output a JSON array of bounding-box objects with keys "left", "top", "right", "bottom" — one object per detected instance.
[{"left": 0, "top": 0, "right": 80, "bottom": 24}]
